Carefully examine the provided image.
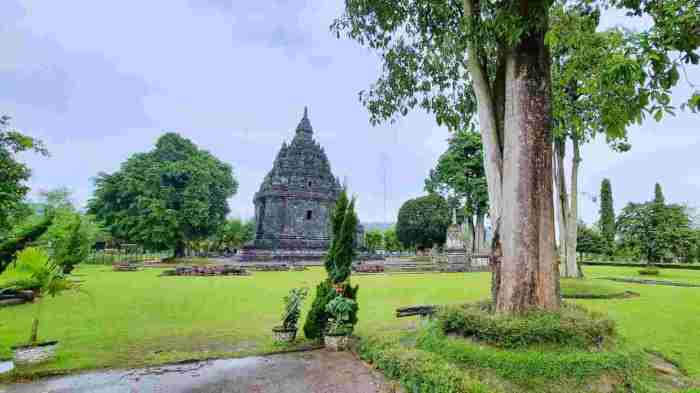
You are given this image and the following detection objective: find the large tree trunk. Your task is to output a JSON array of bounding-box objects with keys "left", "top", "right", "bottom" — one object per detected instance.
[
  {"left": 553, "top": 139, "right": 568, "bottom": 274},
  {"left": 564, "top": 139, "right": 582, "bottom": 278},
  {"left": 497, "top": 29, "right": 559, "bottom": 313},
  {"left": 475, "top": 213, "right": 486, "bottom": 253},
  {"left": 464, "top": 0, "right": 559, "bottom": 314},
  {"left": 174, "top": 239, "right": 186, "bottom": 258}
]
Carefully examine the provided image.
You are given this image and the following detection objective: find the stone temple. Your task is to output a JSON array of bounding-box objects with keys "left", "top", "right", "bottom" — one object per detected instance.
[{"left": 240, "top": 108, "right": 343, "bottom": 262}]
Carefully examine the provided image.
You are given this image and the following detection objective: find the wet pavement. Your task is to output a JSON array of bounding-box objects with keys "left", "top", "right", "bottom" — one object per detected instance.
[{"left": 0, "top": 350, "right": 395, "bottom": 393}]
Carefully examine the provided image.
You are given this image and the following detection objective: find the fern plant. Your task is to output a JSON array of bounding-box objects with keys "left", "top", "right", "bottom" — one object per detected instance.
[
  {"left": 9, "top": 247, "right": 76, "bottom": 345},
  {"left": 279, "top": 287, "right": 308, "bottom": 330}
]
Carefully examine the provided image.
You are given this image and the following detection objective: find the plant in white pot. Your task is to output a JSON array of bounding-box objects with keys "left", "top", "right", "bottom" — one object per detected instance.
[
  {"left": 324, "top": 295, "right": 356, "bottom": 351},
  {"left": 272, "top": 287, "right": 308, "bottom": 343},
  {"left": 8, "top": 247, "right": 77, "bottom": 366}
]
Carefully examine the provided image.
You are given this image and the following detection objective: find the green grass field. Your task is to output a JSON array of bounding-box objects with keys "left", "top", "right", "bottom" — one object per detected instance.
[{"left": 1, "top": 264, "right": 699, "bottom": 380}]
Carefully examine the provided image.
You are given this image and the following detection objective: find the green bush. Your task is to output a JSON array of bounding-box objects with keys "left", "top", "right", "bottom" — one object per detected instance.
[
  {"left": 325, "top": 296, "right": 356, "bottom": 335},
  {"left": 358, "top": 335, "right": 491, "bottom": 393},
  {"left": 303, "top": 280, "right": 358, "bottom": 339},
  {"left": 436, "top": 301, "right": 616, "bottom": 350}
]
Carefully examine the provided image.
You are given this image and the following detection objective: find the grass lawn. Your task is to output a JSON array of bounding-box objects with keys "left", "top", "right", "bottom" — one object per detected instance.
[{"left": 1, "top": 264, "right": 699, "bottom": 380}]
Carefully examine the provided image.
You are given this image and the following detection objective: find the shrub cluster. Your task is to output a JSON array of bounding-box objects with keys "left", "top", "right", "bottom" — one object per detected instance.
[
  {"left": 358, "top": 335, "right": 491, "bottom": 393},
  {"left": 303, "top": 279, "right": 358, "bottom": 339},
  {"left": 436, "top": 301, "right": 615, "bottom": 349}
]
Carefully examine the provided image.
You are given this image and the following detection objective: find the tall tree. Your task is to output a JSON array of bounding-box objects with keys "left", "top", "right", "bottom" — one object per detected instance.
[
  {"left": 617, "top": 200, "right": 693, "bottom": 263},
  {"left": 425, "top": 129, "right": 488, "bottom": 253},
  {"left": 382, "top": 227, "right": 402, "bottom": 252},
  {"left": 599, "top": 179, "right": 616, "bottom": 257},
  {"left": 396, "top": 194, "right": 450, "bottom": 251},
  {"left": 0, "top": 115, "right": 47, "bottom": 234},
  {"left": 333, "top": 0, "right": 699, "bottom": 314},
  {"left": 89, "top": 133, "right": 237, "bottom": 257},
  {"left": 654, "top": 183, "right": 665, "bottom": 205},
  {"left": 549, "top": 5, "right": 641, "bottom": 278},
  {"left": 364, "top": 229, "right": 383, "bottom": 253},
  {"left": 215, "top": 218, "right": 254, "bottom": 252}
]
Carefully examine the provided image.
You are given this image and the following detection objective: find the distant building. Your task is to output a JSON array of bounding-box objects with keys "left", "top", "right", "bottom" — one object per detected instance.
[{"left": 240, "top": 108, "right": 345, "bottom": 261}]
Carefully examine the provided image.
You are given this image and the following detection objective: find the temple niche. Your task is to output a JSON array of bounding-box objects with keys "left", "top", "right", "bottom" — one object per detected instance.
[{"left": 240, "top": 108, "right": 343, "bottom": 262}]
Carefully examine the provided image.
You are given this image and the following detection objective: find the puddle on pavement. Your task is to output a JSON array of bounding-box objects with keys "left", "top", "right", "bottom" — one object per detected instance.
[{"left": 0, "top": 361, "right": 14, "bottom": 374}]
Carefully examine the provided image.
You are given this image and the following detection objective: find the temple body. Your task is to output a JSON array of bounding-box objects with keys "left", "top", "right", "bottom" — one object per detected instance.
[{"left": 241, "top": 109, "right": 342, "bottom": 261}]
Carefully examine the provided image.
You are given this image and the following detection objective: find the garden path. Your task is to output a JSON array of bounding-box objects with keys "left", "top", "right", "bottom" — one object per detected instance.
[{"left": 0, "top": 350, "right": 396, "bottom": 393}]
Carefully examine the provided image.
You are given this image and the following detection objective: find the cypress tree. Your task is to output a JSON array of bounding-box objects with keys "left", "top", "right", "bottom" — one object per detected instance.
[
  {"left": 654, "top": 183, "right": 665, "bottom": 205},
  {"left": 649, "top": 183, "right": 666, "bottom": 263},
  {"left": 304, "top": 188, "right": 359, "bottom": 339},
  {"left": 599, "top": 179, "right": 615, "bottom": 256}
]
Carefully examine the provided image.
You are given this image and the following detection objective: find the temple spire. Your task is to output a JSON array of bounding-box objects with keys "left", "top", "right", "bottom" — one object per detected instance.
[{"left": 296, "top": 106, "right": 313, "bottom": 138}]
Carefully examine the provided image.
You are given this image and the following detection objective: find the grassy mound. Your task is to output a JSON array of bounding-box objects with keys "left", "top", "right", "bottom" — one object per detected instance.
[
  {"left": 436, "top": 302, "right": 615, "bottom": 350},
  {"left": 358, "top": 328, "right": 650, "bottom": 393},
  {"left": 357, "top": 335, "right": 492, "bottom": 393},
  {"left": 560, "top": 278, "right": 631, "bottom": 299}
]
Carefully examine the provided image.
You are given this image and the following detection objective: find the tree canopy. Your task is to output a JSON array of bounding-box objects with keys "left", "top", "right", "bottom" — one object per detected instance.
[
  {"left": 425, "top": 129, "right": 488, "bottom": 219},
  {"left": 396, "top": 194, "right": 450, "bottom": 250},
  {"left": 0, "top": 115, "right": 47, "bottom": 235},
  {"left": 89, "top": 133, "right": 237, "bottom": 256},
  {"left": 617, "top": 185, "right": 695, "bottom": 263}
]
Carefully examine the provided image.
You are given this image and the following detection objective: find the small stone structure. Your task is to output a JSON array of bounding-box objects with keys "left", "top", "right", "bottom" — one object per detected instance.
[
  {"left": 12, "top": 341, "right": 58, "bottom": 365},
  {"left": 442, "top": 210, "right": 470, "bottom": 272},
  {"left": 439, "top": 210, "right": 489, "bottom": 272}
]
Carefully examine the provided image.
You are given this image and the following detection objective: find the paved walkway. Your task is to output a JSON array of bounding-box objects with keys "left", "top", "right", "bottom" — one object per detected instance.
[{"left": 0, "top": 350, "right": 395, "bottom": 393}]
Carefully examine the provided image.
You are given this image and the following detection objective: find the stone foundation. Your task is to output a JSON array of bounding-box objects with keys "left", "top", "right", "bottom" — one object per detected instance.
[
  {"left": 238, "top": 247, "right": 327, "bottom": 263},
  {"left": 13, "top": 341, "right": 58, "bottom": 365}
]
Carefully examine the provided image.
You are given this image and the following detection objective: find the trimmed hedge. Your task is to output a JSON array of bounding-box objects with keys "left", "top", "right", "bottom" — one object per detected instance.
[
  {"left": 436, "top": 302, "right": 615, "bottom": 350},
  {"left": 357, "top": 335, "right": 493, "bottom": 393}
]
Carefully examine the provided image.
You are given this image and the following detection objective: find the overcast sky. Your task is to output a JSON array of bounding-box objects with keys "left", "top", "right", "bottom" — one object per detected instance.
[{"left": 3, "top": 0, "right": 698, "bottom": 225}]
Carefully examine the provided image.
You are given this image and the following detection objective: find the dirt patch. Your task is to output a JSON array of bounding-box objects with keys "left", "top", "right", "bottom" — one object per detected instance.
[{"left": 646, "top": 351, "right": 696, "bottom": 391}]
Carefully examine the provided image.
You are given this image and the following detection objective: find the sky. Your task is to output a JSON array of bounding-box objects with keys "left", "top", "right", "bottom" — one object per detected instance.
[{"left": 2, "top": 0, "right": 698, "bottom": 225}]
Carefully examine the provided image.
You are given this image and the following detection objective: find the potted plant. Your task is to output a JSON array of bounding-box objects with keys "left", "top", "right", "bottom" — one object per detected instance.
[
  {"left": 324, "top": 296, "right": 356, "bottom": 351},
  {"left": 9, "top": 247, "right": 76, "bottom": 366},
  {"left": 272, "top": 287, "right": 308, "bottom": 343}
]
